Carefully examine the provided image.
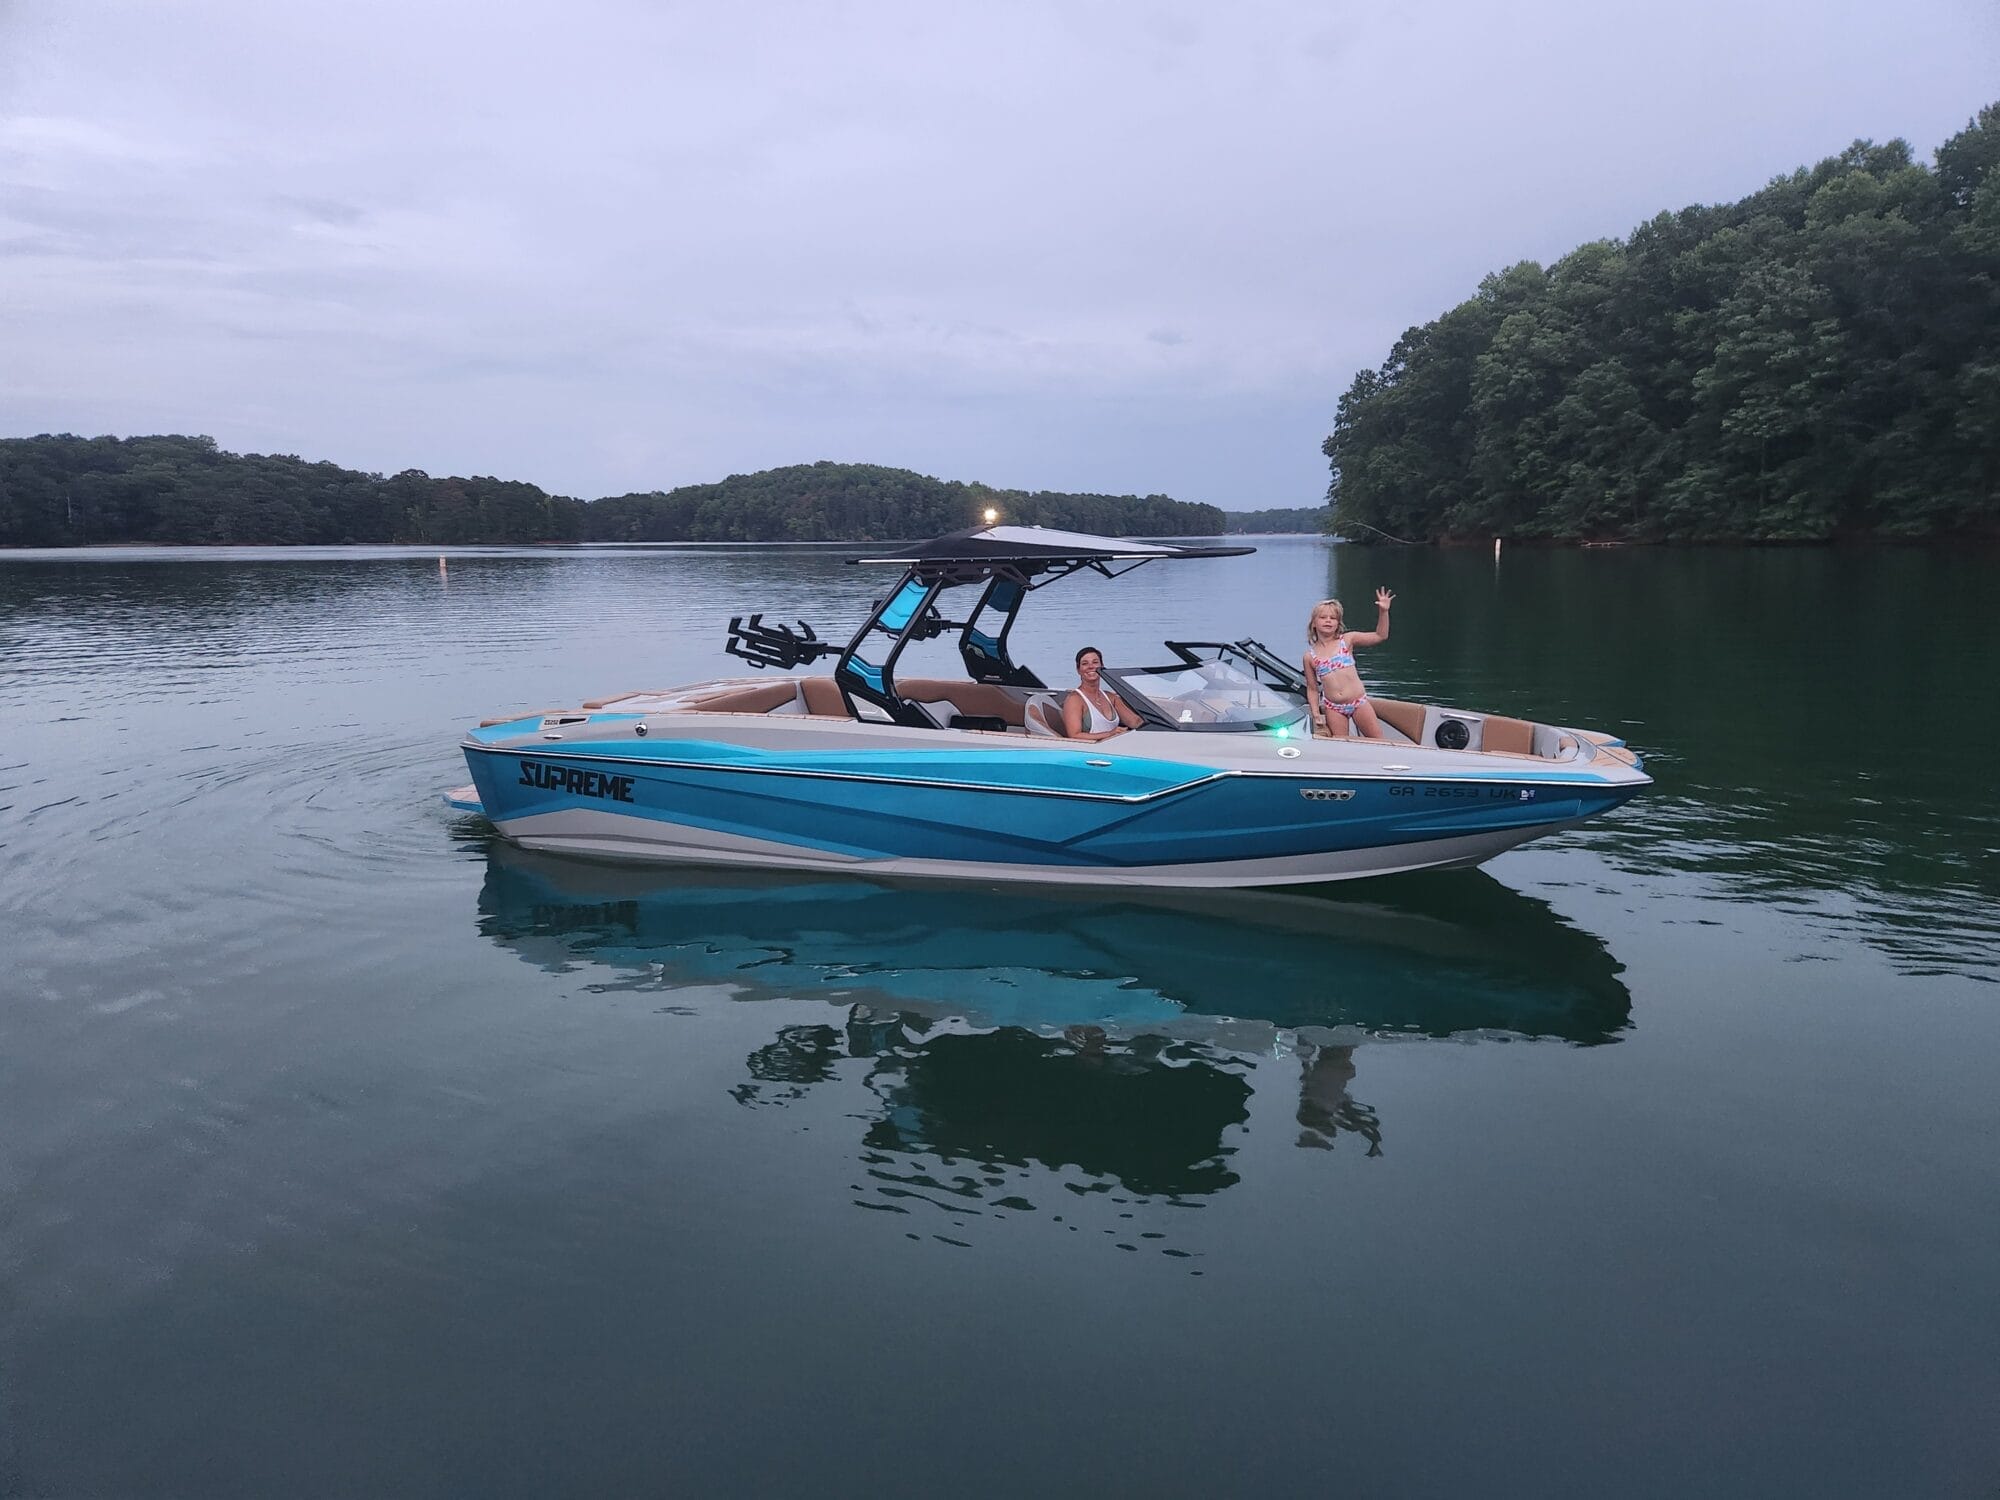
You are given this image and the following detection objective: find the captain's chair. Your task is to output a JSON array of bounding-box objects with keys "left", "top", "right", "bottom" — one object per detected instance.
[{"left": 1024, "top": 692, "right": 1067, "bottom": 737}]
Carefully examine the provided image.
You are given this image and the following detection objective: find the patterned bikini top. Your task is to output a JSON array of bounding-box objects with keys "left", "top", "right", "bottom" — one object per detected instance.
[{"left": 1312, "top": 637, "right": 1355, "bottom": 677}]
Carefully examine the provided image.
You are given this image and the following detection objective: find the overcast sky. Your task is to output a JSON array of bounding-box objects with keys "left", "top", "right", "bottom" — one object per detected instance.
[{"left": 1, "top": 1, "right": 1994, "bottom": 509}]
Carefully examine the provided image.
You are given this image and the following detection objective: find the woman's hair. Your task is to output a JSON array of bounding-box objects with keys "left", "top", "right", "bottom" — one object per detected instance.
[
  {"left": 1307, "top": 599, "right": 1344, "bottom": 647},
  {"left": 1074, "top": 645, "right": 1104, "bottom": 669}
]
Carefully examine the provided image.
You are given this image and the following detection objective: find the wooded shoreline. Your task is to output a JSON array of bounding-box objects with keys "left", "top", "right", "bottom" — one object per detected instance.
[
  {"left": 1325, "top": 104, "right": 2000, "bottom": 544},
  {"left": 0, "top": 443, "right": 1228, "bottom": 548}
]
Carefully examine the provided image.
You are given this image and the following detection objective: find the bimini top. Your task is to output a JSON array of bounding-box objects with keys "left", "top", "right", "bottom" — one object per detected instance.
[
  {"left": 852, "top": 524, "right": 1254, "bottom": 577},
  {"left": 727, "top": 522, "right": 1256, "bottom": 719}
]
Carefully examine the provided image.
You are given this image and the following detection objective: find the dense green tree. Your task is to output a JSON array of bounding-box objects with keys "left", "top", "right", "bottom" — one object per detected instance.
[
  {"left": 0, "top": 441, "right": 1221, "bottom": 546},
  {"left": 1223, "top": 505, "right": 1328, "bottom": 533},
  {"left": 1327, "top": 105, "right": 2000, "bottom": 542},
  {"left": 582, "top": 461, "right": 1222, "bottom": 541},
  {"left": 0, "top": 436, "right": 592, "bottom": 547}
]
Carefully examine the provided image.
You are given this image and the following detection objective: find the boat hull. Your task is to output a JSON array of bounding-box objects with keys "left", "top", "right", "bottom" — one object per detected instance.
[{"left": 460, "top": 717, "right": 1643, "bottom": 888}]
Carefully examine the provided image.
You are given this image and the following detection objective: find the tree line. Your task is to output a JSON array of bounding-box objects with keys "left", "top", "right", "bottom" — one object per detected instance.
[
  {"left": 0, "top": 439, "right": 1224, "bottom": 546},
  {"left": 584, "top": 461, "right": 1223, "bottom": 541},
  {"left": 1326, "top": 104, "right": 2000, "bottom": 542},
  {"left": 1222, "top": 505, "right": 1329, "bottom": 534}
]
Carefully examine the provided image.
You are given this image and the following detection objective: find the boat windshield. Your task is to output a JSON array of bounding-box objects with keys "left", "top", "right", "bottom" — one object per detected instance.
[{"left": 1114, "top": 657, "right": 1309, "bottom": 733}]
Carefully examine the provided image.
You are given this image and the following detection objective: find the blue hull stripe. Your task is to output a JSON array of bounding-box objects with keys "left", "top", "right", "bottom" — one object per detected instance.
[
  {"left": 469, "top": 739, "right": 1214, "bottom": 800},
  {"left": 464, "top": 744, "right": 1636, "bottom": 869}
]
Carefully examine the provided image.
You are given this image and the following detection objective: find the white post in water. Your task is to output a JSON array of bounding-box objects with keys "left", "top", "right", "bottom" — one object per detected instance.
[{"left": 1494, "top": 537, "right": 1502, "bottom": 559}]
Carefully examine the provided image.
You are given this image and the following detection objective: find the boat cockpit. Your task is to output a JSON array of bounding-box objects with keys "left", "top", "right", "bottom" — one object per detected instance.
[
  {"left": 574, "top": 662, "right": 1615, "bottom": 764},
  {"left": 546, "top": 525, "right": 1631, "bottom": 768}
]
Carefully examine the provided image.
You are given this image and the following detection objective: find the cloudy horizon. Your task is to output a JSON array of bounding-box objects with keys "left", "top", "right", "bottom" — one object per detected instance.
[{"left": 2, "top": 0, "right": 1995, "bottom": 508}]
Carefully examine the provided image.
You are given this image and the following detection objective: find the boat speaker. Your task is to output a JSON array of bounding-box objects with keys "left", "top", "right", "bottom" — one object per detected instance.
[{"left": 1434, "top": 718, "right": 1472, "bottom": 750}]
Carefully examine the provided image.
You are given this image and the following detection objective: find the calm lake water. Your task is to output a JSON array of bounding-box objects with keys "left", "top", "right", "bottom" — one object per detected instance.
[{"left": 3, "top": 536, "right": 1997, "bottom": 1498}]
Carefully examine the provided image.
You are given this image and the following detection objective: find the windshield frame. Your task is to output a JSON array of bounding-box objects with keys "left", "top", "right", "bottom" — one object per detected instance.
[{"left": 1105, "top": 656, "right": 1310, "bottom": 735}]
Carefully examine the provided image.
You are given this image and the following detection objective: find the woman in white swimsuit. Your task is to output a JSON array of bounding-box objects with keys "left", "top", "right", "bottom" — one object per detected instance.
[{"left": 1062, "top": 645, "right": 1142, "bottom": 741}]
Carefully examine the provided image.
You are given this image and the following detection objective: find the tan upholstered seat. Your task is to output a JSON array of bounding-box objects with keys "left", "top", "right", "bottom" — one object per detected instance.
[
  {"left": 679, "top": 681, "right": 802, "bottom": 714},
  {"left": 896, "top": 678, "right": 1027, "bottom": 727},
  {"left": 797, "top": 676, "right": 849, "bottom": 716},
  {"left": 1371, "top": 699, "right": 1427, "bottom": 744},
  {"left": 1480, "top": 715, "right": 1535, "bottom": 757}
]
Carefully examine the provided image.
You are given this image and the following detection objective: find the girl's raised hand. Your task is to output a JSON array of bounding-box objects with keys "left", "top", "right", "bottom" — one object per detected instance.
[{"left": 1375, "top": 587, "right": 1395, "bottom": 608}]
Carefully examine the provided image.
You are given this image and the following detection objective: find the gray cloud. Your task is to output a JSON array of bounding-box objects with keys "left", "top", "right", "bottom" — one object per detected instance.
[{"left": 1, "top": 0, "right": 1995, "bottom": 507}]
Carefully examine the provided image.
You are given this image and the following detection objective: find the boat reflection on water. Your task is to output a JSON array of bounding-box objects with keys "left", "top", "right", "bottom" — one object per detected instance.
[
  {"left": 748, "top": 1015, "right": 1255, "bottom": 1199},
  {"left": 473, "top": 843, "right": 1631, "bottom": 1044},
  {"left": 470, "top": 844, "right": 1631, "bottom": 1240}
]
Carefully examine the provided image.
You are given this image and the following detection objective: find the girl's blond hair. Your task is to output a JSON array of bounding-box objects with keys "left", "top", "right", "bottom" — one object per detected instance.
[{"left": 1307, "top": 598, "right": 1345, "bottom": 648}]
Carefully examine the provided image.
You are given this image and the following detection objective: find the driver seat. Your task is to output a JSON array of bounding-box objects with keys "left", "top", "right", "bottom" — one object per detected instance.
[{"left": 1024, "top": 692, "right": 1067, "bottom": 737}]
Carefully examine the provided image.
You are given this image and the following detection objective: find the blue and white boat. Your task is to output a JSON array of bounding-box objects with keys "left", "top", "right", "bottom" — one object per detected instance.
[{"left": 451, "top": 526, "right": 1649, "bottom": 887}]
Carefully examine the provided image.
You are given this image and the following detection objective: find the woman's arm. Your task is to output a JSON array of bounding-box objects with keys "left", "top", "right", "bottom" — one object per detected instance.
[
  {"left": 1061, "top": 690, "right": 1086, "bottom": 739},
  {"left": 1112, "top": 692, "right": 1142, "bottom": 730},
  {"left": 1345, "top": 588, "right": 1395, "bottom": 647}
]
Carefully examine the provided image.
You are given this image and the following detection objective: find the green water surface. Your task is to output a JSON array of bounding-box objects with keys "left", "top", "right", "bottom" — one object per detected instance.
[{"left": 1, "top": 538, "right": 1995, "bottom": 1498}]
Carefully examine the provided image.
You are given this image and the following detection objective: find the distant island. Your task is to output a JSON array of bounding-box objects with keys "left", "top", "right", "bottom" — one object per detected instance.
[
  {"left": 0, "top": 439, "right": 1228, "bottom": 547},
  {"left": 1327, "top": 102, "right": 2000, "bottom": 543},
  {"left": 1223, "top": 505, "right": 1330, "bottom": 534}
]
